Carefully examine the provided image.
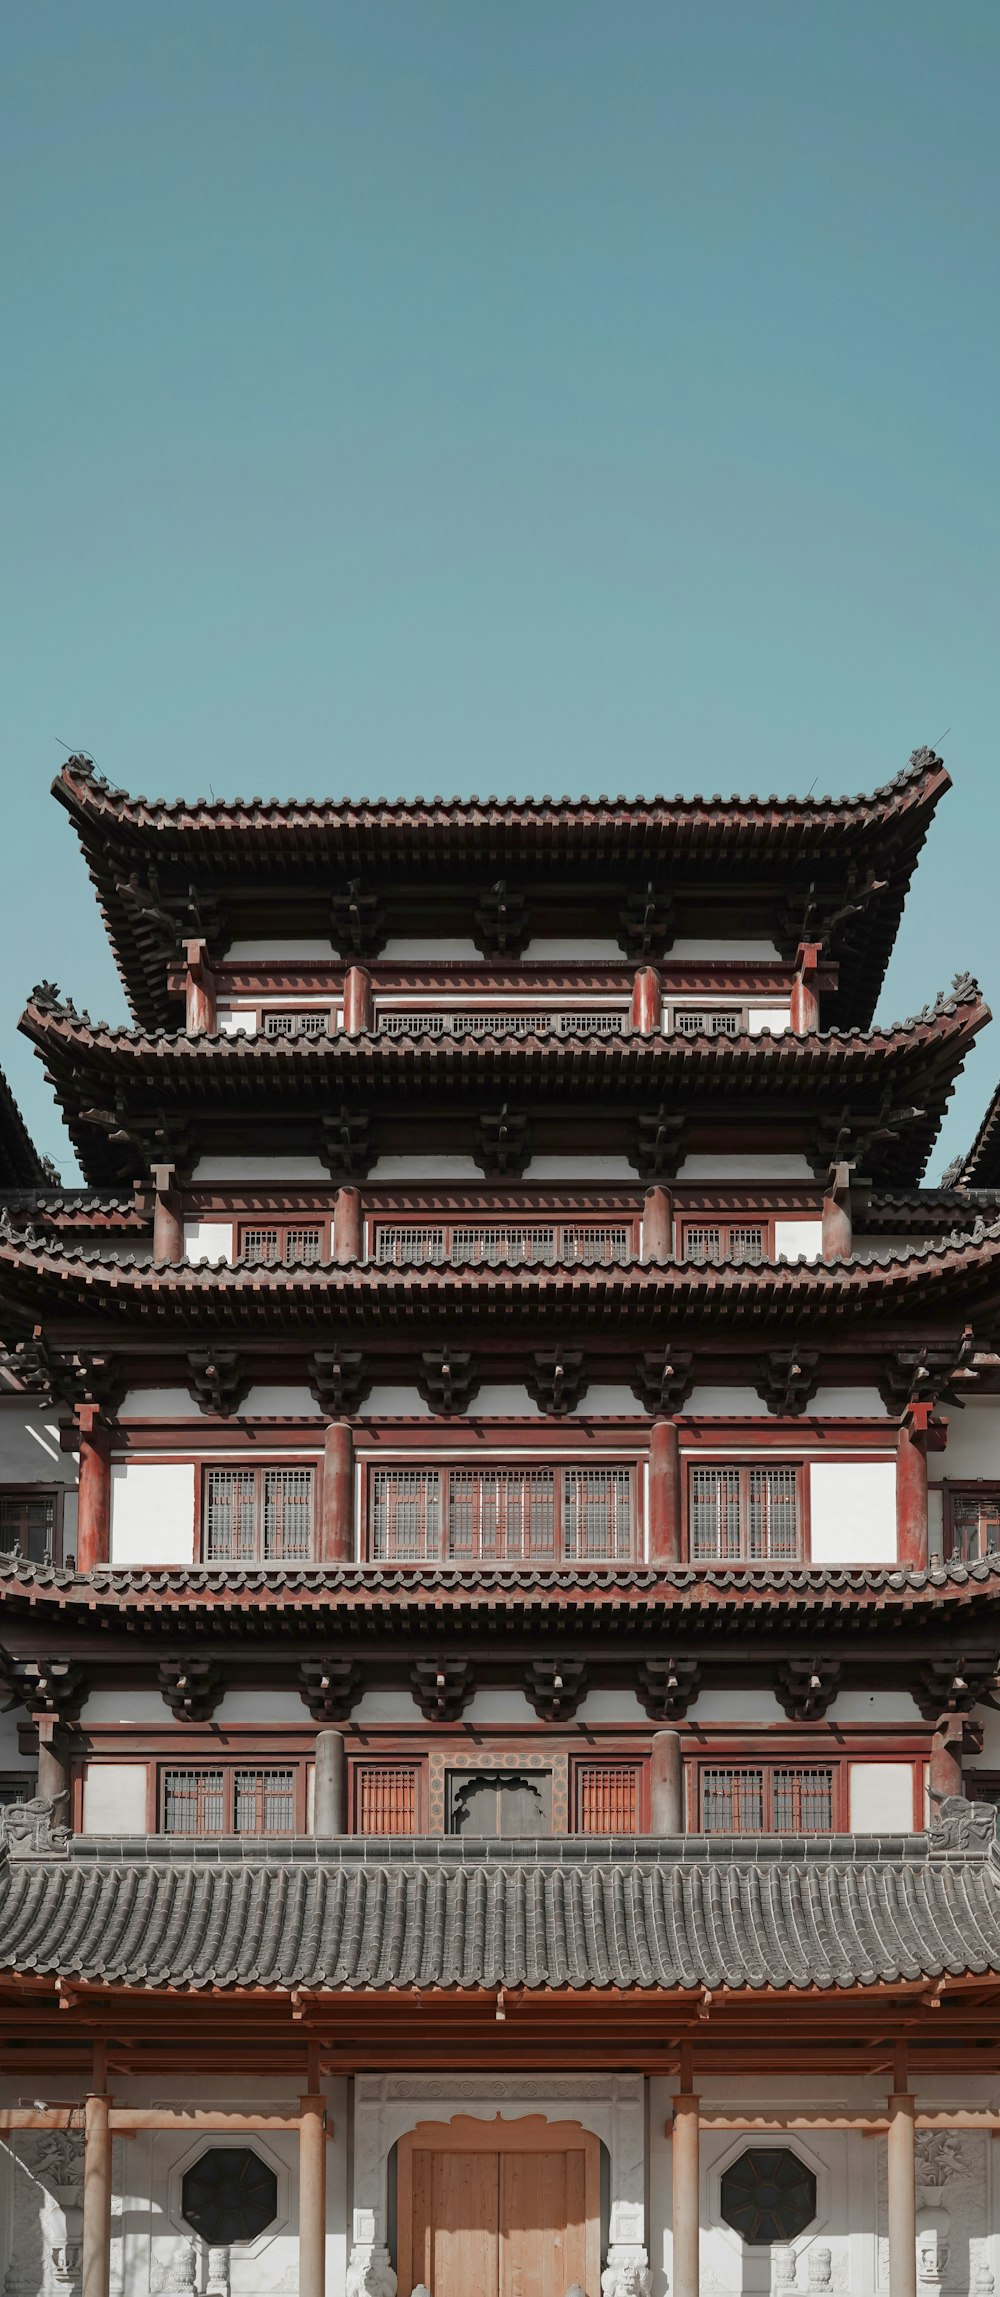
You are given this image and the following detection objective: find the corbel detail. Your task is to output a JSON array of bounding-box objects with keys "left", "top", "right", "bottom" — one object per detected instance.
[
  {"left": 774, "top": 1656, "right": 842, "bottom": 1722},
  {"left": 618, "top": 883, "right": 677, "bottom": 960},
  {"left": 912, "top": 1652, "right": 1000, "bottom": 1724},
  {"left": 0, "top": 1655, "right": 85, "bottom": 1721},
  {"left": 473, "top": 880, "right": 530, "bottom": 959},
  {"left": 416, "top": 1351, "right": 480, "bottom": 1416},
  {"left": 298, "top": 1658, "right": 362, "bottom": 1723},
  {"left": 187, "top": 1350, "right": 251, "bottom": 1418},
  {"left": 329, "top": 880, "right": 387, "bottom": 960},
  {"left": 754, "top": 1349, "right": 821, "bottom": 1417},
  {"left": 636, "top": 1656, "right": 701, "bottom": 1723},
  {"left": 473, "top": 1104, "right": 532, "bottom": 1177},
  {"left": 631, "top": 1350, "right": 695, "bottom": 1415},
  {"left": 524, "top": 1658, "right": 588, "bottom": 1723},
  {"left": 410, "top": 1658, "right": 475, "bottom": 1723},
  {"left": 156, "top": 1659, "right": 224, "bottom": 1723},
  {"left": 319, "top": 1110, "right": 377, "bottom": 1180},
  {"left": 307, "top": 1350, "right": 371, "bottom": 1417},
  {"left": 525, "top": 1349, "right": 587, "bottom": 1416},
  {"left": 632, "top": 1106, "right": 686, "bottom": 1180}
]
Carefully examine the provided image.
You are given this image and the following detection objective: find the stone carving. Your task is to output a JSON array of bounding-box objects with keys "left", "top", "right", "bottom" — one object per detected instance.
[
  {"left": 206, "top": 2249, "right": 231, "bottom": 2297},
  {"left": 602, "top": 2256, "right": 652, "bottom": 2297},
  {"left": 410, "top": 2285, "right": 433, "bottom": 2297},
  {"left": 33, "top": 2130, "right": 85, "bottom": 2201},
  {"left": 807, "top": 2248, "right": 832, "bottom": 2289},
  {"left": 346, "top": 2250, "right": 398, "bottom": 2297},
  {"left": 772, "top": 2246, "right": 798, "bottom": 2290},
  {"left": 928, "top": 1795, "right": 998, "bottom": 1852},
  {"left": 0, "top": 1792, "right": 71, "bottom": 1855},
  {"left": 149, "top": 2241, "right": 198, "bottom": 2295}
]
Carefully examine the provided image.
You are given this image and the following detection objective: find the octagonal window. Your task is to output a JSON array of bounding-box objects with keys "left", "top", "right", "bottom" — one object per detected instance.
[
  {"left": 181, "top": 2146, "right": 278, "bottom": 2244},
  {"left": 720, "top": 2147, "right": 817, "bottom": 2245}
]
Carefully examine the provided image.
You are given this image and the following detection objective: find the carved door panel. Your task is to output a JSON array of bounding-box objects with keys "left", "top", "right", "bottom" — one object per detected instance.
[
  {"left": 500, "top": 2147, "right": 589, "bottom": 2297},
  {"left": 407, "top": 2147, "right": 500, "bottom": 2297}
]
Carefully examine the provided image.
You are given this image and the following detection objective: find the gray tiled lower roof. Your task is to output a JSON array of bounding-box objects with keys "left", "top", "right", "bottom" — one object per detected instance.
[{"left": 2, "top": 1803, "right": 999, "bottom": 1995}]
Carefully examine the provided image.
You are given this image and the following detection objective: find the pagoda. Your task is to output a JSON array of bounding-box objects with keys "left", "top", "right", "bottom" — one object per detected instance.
[{"left": 3, "top": 748, "right": 1000, "bottom": 2297}]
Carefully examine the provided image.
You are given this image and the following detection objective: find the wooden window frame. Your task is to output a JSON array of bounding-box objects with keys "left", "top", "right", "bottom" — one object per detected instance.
[
  {"left": 677, "top": 1217, "right": 774, "bottom": 1266},
  {"left": 155, "top": 1757, "right": 308, "bottom": 1837},
  {"left": 687, "top": 1755, "right": 849, "bottom": 1835},
  {"left": 370, "top": 1216, "right": 639, "bottom": 1267},
  {"left": 195, "top": 1458, "right": 322, "bottom": 1567},
  {"left": 350, "top": 1756, "right": 427, "bottom": 1835},
  {"left": 0, "top": 1485, "right": 66, "bottom": 1567},
  {"left": 684, "top": 1460, "right": 811, "bottom": 1567},
  {"left": 570, "top": 1755, "right": 648, "bottom": 1835},
  {"left": 668, "top": 1004, "right": 748, "bottom": 1038},
  {"left": 942, "top": 1480, "right": 1000, "bottom": 1563},
  {"left": 234, "top": 1217, "right": 331, "bottom": 1267},
  {"left": 363, "top": 1458, "right": 641, "bottom": 1568}
]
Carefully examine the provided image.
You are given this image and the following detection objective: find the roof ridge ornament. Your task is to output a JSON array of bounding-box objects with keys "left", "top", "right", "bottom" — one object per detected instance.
[
  {"left": 927, "top": 1793, "right": 998, "bottom": 1853},
  {"left": 0, "top": 1792, "right": 70, "bottom": 1857}
]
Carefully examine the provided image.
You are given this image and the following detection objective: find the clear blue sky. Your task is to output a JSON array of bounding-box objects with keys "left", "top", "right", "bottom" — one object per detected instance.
[{"left": 1, "top": 3, "right": 997, "bottom": 1178}]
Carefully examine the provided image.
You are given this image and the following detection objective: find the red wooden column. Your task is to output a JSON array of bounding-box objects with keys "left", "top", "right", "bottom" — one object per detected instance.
[
  {"left": 790, "top": 940, "right": 822, "bottom": 1033},
  {"left": 183, "top": 937, "right": 217, "bottom": 1034},
  {"left": 930, "top": 1716, "right": 965, "bottom": 1802},
  {"left": 642, "top": 1185, "right": 673, "bottom": 1265},
  {"left": 630, "top": 965, "right": 661, "bottom": 1035},
  {"left": 298, "top": 2083, "right": 327, "bottom": 2297},
  {"left": 887, "top": 2050, "right": 917, "bottom": 2297},
  {"left": 648, "top": 1419, "right": 682, "bottom": 1564},
  {"left": 151, "top": 1162, "right": 184, "bottom": 1263},
  {"left": 322, "top": 1422, "right": 355, "bottom": 1562},
  {"left": 671, "top": 2046, "right": 700, "bottom": 2297},
  {"left": 821, "top": 1161, "right": 853, "bottom": 1262},
  {"left": 332, "top": 1186, "right": 363, "bottom": 1263},
  {"left": 343, "top": 966, "right": 373, "bottom": 1035},
  {"left": 75, "top": 1405, "right": 112, "bottom": 1571},
  {"left": 650, "top": 1730, "right": 683, "bottom": 1832},
  {"left": 896, "top": 1402, "right": 933, "bottom": 1570},
  {"left": 82, "top": 2055, "right": 112, "bottom": 2297}
]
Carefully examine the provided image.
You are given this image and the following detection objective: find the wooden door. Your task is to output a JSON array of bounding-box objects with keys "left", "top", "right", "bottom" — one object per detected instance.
[
  {"left": 501, "top": 2147, "right": 589, "bottom": 2297},
  {"left": 407, "top": 2146, "right": 500, "bottom": 2297}
]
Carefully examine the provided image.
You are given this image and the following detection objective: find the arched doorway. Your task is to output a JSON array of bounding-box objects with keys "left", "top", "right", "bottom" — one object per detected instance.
[{"left": 396, "top": 2113, "right": 602, "bottom": 2297}]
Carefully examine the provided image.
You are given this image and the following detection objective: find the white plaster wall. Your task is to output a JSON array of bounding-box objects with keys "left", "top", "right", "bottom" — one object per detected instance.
[
  {"left": 182, "top": 1218, "right": 234, "bottom": 1262},
  {"left": 467, "top": 1384, "right": 540, "bottom": 1417},
  {"left": 213, "top": 1688, "right": 309, "bottom": 1721},
  {"left": 118, "top": 1388, "right": 195, "bottom": 1419},
  {"left": 684, "top": 1386, "right": 769, "bottom": 1416},
  {"left": 357, "top": 1387, "right": 433, "bottom": 1417},
  {"left": 809, "top": 1459, "right": 897, "bottom": 1565},
  {"left": 191, "top": 1154, "right": 328, "bottom": 1179},
  {"left": 676, "top": 1152, "right": 815, "bottom": 1178},
  {"left": 573, "top": 1384, "right": 646, "bottom": 1415},
  {"left": 830, "top": 1689, "right": 923, "bottom": 1721},
  {"left": 574, "top": 1688, "right": 648, "bottom": 1722},
  {"left": 687, "top": 1688, "right": 786, "bottom": 1723},
  {"left": 810, "top": 1387, "right": 889, "bottom": 1417},
  {"left": 934, "top": 1397, "right": 1000, "bottom": 1477},
  {"left": 773, "top": 1217, "right": 823, "bottom": 1261},
  {"left": 669, "top": 938, "right": 783, "bottom": 959},
  {"left": 109, "top": 1462, "right": 195, "bottom": 1566},
  {"left": 217, "top": 1008, "right": 258, "bottom": 1035},
  {"left": 849, "top": 1761, "right": 914, "bottom": 1831},
  {"left": 0, "top": 1404, "right": 77, "bottom": 1483},
  {"left": 457, "top": 1687, "right": 536, "bottom": 1722},
  {"left": 239, "top": 1385, "right": 324, "bottom": 1417},
  {"left": 526, "top": 1154, "right": 638, "bottom": 1176},
  {"left": 367, "top": 1153, "right": 483, "bottom": 1178},
  {"left": 524, "top": 938, "right": 625, "bottom": 957},
  {"left": 82, "top": 1762, "right": 148, "bottom": 1833},
  {"left": 79, "top": 1688, "right": 168, "bottom": 1723},
  {"left": 224, "top": 937, "right": 335, "bottom": 958},
  {"left": 351, "top": 1688, "right": 423, "bottom": 1722},
  {"left": 380, "top": 937, "right": 482, "bottom": 958},
  {"left": 748, "top": 1005, "right": 791, "bottom": 1033}
]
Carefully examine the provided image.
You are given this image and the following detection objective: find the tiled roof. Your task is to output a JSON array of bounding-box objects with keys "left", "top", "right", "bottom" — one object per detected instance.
[
  {"left": 1, "top": 1800, "right": 997, "bottom": 1994},
  {"left": 20, "top": 984, "right": 989, "bottom": 1190},
  {"left": 53, "top": 751, "right": 950, "bottom": 1034},
  {"left": 0, "top": 1067, "right": 48, "bottom": 1190},
  {"left": 956, "top": 1078, "right": 1000, "bottom": 1191}
]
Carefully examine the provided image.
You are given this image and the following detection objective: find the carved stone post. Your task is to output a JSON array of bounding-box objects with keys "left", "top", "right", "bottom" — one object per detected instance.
[
  {"left": 641, "top": 1185, "right": 673, "bottom": 1265},
  {"left": 790, "top": 940, "right": 822, "bottom": 1033},
  {"left": 343, "top": 965, "right": 373, "bottom": 1036},
  {"left": 322, "top": 1422, "right": 355, "bottom": 1563},
  {"left": 298, "top": 2090, "right": 327, "bottom": 2297},
  {"left": 151, "top": 1161, "right": 184, "bottom": 1263},
  {"left": 333, "top": 1186, "right": 364, "bottom": 1264},
  {"left": 648, "top": 1419, "right": 682, "bottom": 1565},
  {"left": 650, "top": 1729, "right": 683, "bottom": 1832},
  {"left": 897, "top": 1405, "right": 931, "bottom": 1570},
  {"left": 82, "top": 2089, "right": 112, "bottom": 2297},
  {"left": 630, "top": 965, "right": 661, "bottom": 1035},
  {"left": 183, "top": 936, "right": 217, "bottom": 1034},
  {"left": 75, "top": 1405, "right": 112, "bottom": 1572}
]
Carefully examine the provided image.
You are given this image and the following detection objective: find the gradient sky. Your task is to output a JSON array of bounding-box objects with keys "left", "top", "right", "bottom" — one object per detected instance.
[{"left": 1, "top": 3, "right": 998, "bottom": 1178}]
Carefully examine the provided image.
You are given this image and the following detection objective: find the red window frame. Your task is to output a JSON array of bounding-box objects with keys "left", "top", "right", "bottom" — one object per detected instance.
[
  {"left": 685, "top": 1461, "right": 810, "bottom": 1566},
  {"left": 157, "top": 1759, "right": 306, "bottom": 1836},
  {"left": 942, "top": 1481, "right": 1000, "bottom": 1563},
  {"left": 365, "top": 1460, "right": 639, "bottom": 1566},
  {"left": 196, "top": 1460, "right": 321, "bottom": 1566},
  {"left": 0, "top": 1486, "right": 65, "bottom": 1567},
  {"left": 688, "top": 1758, "right": 847, "bottom": 1834},
  {"left": 234, "top": 1218, "right": 330, "bottom": 1267},
  {"left": 351, "top": 1759, "right": 425, "bottom": 1835},
  {"left": 678, "top": 1218, "right": 772, "bottom": 1265},
  {"left": 571, "top": 1757, "right": 646, "bottom": 1835},
  {"left": 371, "top": 1217, "right": 638, "bottom": 1268}
]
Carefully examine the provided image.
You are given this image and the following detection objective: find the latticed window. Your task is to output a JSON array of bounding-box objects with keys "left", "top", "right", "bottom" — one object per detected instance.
[
  {"left": 373, "top": 1222, "right": 633, "bottom": 1267},
  {"left": 369, "top": 1465, "right": 635, "bottom": 1564},
  {"left": 354, "top": 1763, "right": 419, "bottom": 1834},
  {"left": 946, "top": 1486, "right": 1000, "bottom": 1562},
  {"left": 263, "top": 1010, "right": 330, "bottom": 1037},
  {"left": 699, "top": 1765, "right": 835, "bottom": 1834},
  {"left": 203, "top": 1467, "right": 316, "bottom": 1564},
  {"left": 682, "top": 1223, "right": 766, "bottom": 1265},
  {"left": 673, "top": 1008, "right": 742, "bottom": 1038},
  {"left": 574, "top": 1761, "right": 641, "bottom": 1834},
  {"left": 376, "top": 1007, "right": 628, "bottom": 1039},
  {"left": 0, "top": 1491, "right": 57, "bottom": 1564},
  {"left": 689, "top": 1465, "right": 802, "bottom": 1563},
  {"left": 162, "top": 1766, "right": 298, "bottom": 1836},
  {"left": 239, "top": 1223, "right": 325, "bottom": 1266}
]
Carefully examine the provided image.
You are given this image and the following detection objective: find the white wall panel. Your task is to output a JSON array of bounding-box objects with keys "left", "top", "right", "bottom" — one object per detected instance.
[
  {"left": 830, "top": 1690, "right": 923, "bottom": 1721},
  {"left": 809, "top": 1460, "right": 896, "bottom": 1564},
  {"left": 684, "top": 1386, "right": 769, "bottom": 1416},
  {"left": 687, "top": 1688, "right": 785, "bottom": 1722},
  {"left": 676, "top": 1153, "right": 815, "bottom": 1178},
  {"left": 380, "top": 938, "right": 482, "bottom": 958},
  {"left": 191, "top": 1155, "right": 328, "bottom": 1179},
  {"left": 357, "top": 1387, "right": 432, "bottom": 1417},
  {"left": 214, "top": 1689, "right": 309, "bottom": 1721},
  {"left": 79, "top": 1689, "right": 167, "bottom": 1723},
  {"left": 669, "top": 939, "right": 783, "bottom": 959},
  {"left": 933, "top": 1397, "right": 1000, "bottom": 1478},
  {"left": 524, "top": 1155, "right": 638, "bottom": 1177},
  {"left": 849, "top": 1762, "right": 914, "bottom": 1831},
  {"left": 82, "top": 1763, "right": 148, "bottom": 1834},
  {"left": 810, "top": 1387, "right": 889, "bottom": 1418},
  {"left": 119, "top": 1389, "right": 195, "bottom": 1419},
  {"left": 239, "top": 1386, "right": 323, "bottom": 1417},
  {"left": 748, "top": 1006, "right": 791, "bottom": 1034},
  {"left": 218, "top": 1011, "right": 258, "bottom": 1035},
  {"left": 224, "top": 938, "right": 334, "bottom": 959},
  {"left": 110, "top": 1462, "right": 195, "bottom": 1566},
  {"left": 182, "top": 1220, "right": 234, "bottom": 1263},
  {"left": 522, "top": 938, "right": 624, "bottom": 957},
  {"left": 367, "top": 1154, "right": 483, "bottom": 1178},
  {"left": 466, "top": 1385, "right": 540, "bottom": 1417},
  {"left": 773, "top": 1219, "right": 823, "bottom": 1261}
]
